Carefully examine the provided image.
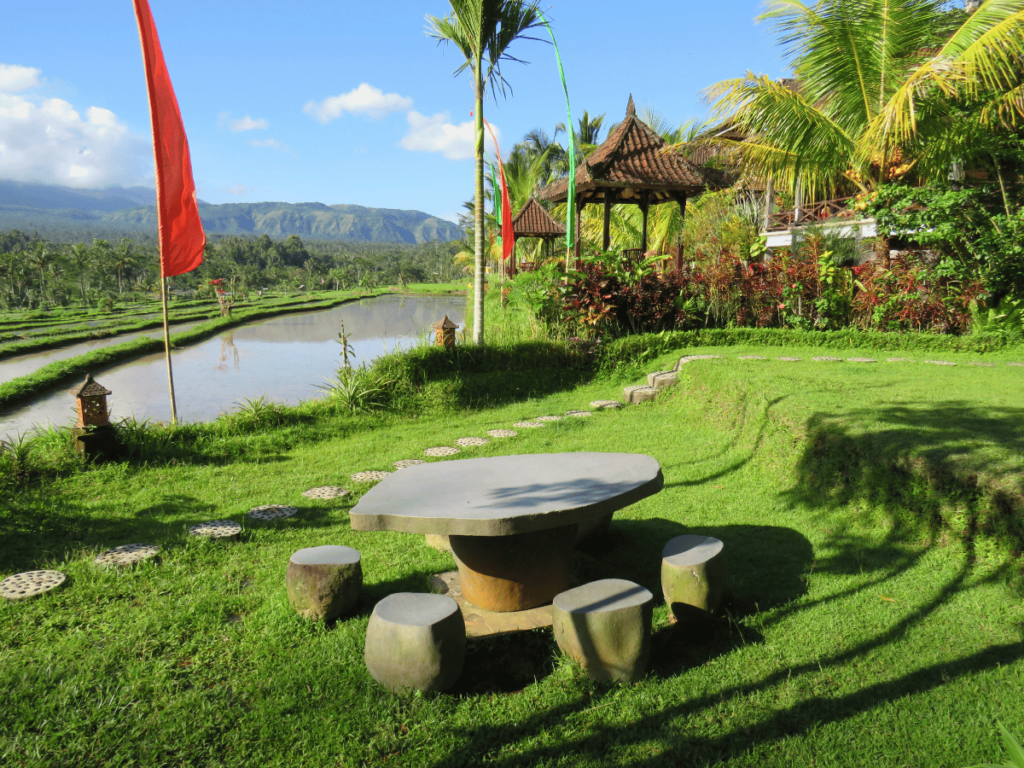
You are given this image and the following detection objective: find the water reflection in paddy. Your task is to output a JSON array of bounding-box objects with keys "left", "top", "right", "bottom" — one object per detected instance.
[{"left": 0, "top": 294, "right": 464, "bottom": 439}]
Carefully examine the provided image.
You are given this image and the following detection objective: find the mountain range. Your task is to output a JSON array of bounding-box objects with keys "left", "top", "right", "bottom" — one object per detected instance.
[{"left": 0, "top": 180, "right": 463, "bottom": 244}]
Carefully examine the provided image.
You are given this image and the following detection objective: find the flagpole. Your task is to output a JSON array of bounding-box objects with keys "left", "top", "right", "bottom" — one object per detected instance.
[{"left": 160, "top": 275, "right": 178, "bottom": 424}]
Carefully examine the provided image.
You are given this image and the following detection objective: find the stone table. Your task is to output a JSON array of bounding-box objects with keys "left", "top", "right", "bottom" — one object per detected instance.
[{"left": 350, "top": 452, "right": 663, "bottom": 613}]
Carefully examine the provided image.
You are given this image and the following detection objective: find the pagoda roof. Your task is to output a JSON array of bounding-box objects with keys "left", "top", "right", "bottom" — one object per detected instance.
[
  {"left": 70, "top": 373, "right": 111, "bottom": 398},
  {"left": 511, "top": 197, "right": 566, "bottom": 238},
  {"left": 539, "top": 95, "right": 708, "bottom": 205}
]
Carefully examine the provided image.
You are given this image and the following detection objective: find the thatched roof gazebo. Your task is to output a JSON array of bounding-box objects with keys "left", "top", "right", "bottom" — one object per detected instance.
[
  {"left": 539, "top": 95, "right": 709, "bottom": 265},
  {"left": 510, "top": 197, "right": 565, "bottom": 272}
]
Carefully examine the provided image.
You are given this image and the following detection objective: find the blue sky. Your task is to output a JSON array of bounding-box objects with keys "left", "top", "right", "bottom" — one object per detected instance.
[{"left": 0, "top": 1, "right": 788, "bottom": 224}]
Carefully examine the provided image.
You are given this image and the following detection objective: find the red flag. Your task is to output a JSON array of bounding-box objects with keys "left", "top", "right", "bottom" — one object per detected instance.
[
  {"left": 133, "top": 0, "right": 205, "bottom": 278},
  {"left": 482, "top": 119, "right": 516, "bottom": 262}
]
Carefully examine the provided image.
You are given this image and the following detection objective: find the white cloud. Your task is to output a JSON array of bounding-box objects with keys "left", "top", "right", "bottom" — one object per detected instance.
[
  {"left": 250, "top": 137, "right": 292, "bottom": 154},
  {"left": 0, "top": 82, "right": 150, "bottom": 188},
  {"left": 218, "top": 113, "right": 267, "bottom": 132},
  {"left": 0, "top": 64, "right": 42, "bottom": 93},
  {"left": 226, "top": 185, "right": 248, "bottom": 196},
  {"left": 303, "top": 83, "right": 413, "bottom": 123},
  {"left": 400, "top": 111, "right": 499, "bottom": 161}
]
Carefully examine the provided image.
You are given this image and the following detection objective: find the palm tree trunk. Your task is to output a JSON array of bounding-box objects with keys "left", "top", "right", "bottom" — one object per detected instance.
[{"left": 473, "top": 71, "right": 486, "bottom": 346}]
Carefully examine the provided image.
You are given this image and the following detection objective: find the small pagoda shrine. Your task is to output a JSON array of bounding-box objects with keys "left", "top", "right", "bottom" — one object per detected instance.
[{"left": 69, "top": 373, "right": 119, "bottom": 460}]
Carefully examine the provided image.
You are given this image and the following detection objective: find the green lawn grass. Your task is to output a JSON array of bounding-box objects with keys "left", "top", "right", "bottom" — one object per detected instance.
[{"left": 1, "top": 345, "right": 1022, "bottom": 767}]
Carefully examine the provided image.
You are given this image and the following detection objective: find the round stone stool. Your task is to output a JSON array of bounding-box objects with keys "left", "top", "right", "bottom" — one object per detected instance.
[
  {"left": 286, "top": 545, "right": 362, "bottom": 622},
  {"left": 661, "top": 535, "right": 727, "bottom": 618},
  {"left": 552, "top": 578, "right": 654, "bottom": 683},
  {"left": 364, "top": 593, "right": 466, "bottom": 693}
]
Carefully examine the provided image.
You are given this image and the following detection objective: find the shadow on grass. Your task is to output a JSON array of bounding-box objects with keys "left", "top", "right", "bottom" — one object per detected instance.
[
  {"left": 786, "top": 400, "right": 1024, "bottom": 570},
  {"left": 421, "top": 551, "right": 1022, "bottom": 768}
]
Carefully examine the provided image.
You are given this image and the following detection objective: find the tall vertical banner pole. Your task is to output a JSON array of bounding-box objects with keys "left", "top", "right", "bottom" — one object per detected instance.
[
  {"left": 133, "top": 0, "right": 206, "bottom": 426},
  {"left": 539, "top": 12, "right": 575, "bottom": 278}
]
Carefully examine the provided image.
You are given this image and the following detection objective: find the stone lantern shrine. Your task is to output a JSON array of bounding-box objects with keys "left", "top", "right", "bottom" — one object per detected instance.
[
  {"left": 431, "top": 316, "right": 458, "bottom": 348},
  {"left": 69, "top": 373, "right": 118, "bottom": 460}
]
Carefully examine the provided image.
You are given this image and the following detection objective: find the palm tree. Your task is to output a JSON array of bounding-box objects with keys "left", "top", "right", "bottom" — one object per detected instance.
[
  {"left": 553, "top": 110, "right": 606, "bottom": 172},
  {"left": 67, "top": 243, "right": 91, "bottom": 307},
  {"left": 704, "top": 0, "right": 1024, "bottom": 201},
  {"left": 426, "top": 0, "right": 545, "bottom": 345}
]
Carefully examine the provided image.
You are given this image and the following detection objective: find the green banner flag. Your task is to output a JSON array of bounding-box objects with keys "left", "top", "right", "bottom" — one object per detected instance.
[
  {"left": 539, "top": 11, "right": 575, "bottom": 253},
  {"left": 487, "top": 158, "right": 501, "bottom": 235}
]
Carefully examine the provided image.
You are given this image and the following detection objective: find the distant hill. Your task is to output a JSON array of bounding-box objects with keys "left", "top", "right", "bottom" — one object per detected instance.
[{"left": 0, "top": 180, "right": 462, "bottom": 244}]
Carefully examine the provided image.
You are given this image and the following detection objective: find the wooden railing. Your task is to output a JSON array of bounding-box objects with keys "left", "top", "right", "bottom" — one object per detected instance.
[{"left": 766, "top": 196, "right": 856, "bottom": 231}]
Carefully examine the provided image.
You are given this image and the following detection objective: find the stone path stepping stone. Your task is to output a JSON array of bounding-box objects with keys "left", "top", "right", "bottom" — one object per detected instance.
[
  {"left": 924, "top": 360, "right": 956, "bottom": 366},
  {"left": 647, "top": 370, "right": 676, "bottom": 386},
  {"left": 590, "top": 400, "right": 623, "bottom": 409},
  {"left": 565, "top": 410, "right": 592, "bottom": 417},
  {"left": 247, "top": 505, "right": 298, "bottom": 521},
  {"left": 302, "top": 486, "right": 349, "bottom": 499},
  {"left": 512, "top": 421, "right": 545, "bottom": 428},
  {"left": 661, "top": 535, "right": 727, "bottom": 617},
  {"left": 776, "top": 357, "right": 802, "bottom": 362},
  {"left": 365, "top": 593, "right": 466, "bottom": 693},
  {"left": 847, "top": 357, "right": 877, "bottom": 363},
  {"left": 966, "top": 362, "right": 995, "bottom": 367},
  {"left": 393, "top": 459, "right": 427, "bottom": 469},
  {"left": 188, "top": 520, "right": 241, "bottom": 539},
  {"left": 678, "top": 354, "right": 722, "bottom": 366},
  {"left": 287, "top": 545, "right": 362, "bottom": 622},
  {"left": 534, "top": 415, "right": 563, "bottom": 422},
  {"left": 350, "top": 471, "right": 391, "bottom": 483},
  {"left": 738, "top": 355, "right": 766, "bottom": 360},
  {"left": 812, "top": 356, "right": 843, "bottom": 362},
  {"left": 486, "top": 429, "right": 517, "bottom": 438},
  {"left": 455, "top": 437, "right": 489, "bottom": 447},
  {"left": 552, "top": 578, "right": 654, "bottom": 683},
  {"left": 424, "top": 446, "right": 461, "bottom": 457},
  {"left": 1, "top": 570, "right": 66, "bottom": 600},
  {"left": 1008, "top": 362, "right": 1024, "bottom": 367},
  {"left": 887, "top": 357, "right": 913, "bottom": 362},
  {"left": 624, "top": 385, "right": 657, "bottom": 404},
  {"left": 94, "top": 543, "right": 160, "bottom": 568},
  {"left": 649, "top": 371, "right": 679, "bottom": 390}
]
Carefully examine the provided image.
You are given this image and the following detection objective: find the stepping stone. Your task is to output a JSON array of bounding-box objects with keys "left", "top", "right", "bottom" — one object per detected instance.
[
  {"left": 590, "top": 400, "right": 623, "bottom": 410},
  {"left": 247, "top": 505, "right": 298, "bottom": 521},
  {"left": 287, "top": 545, "right": 362, "bottom": 622},
  {"left": 812, "top": 356, "right": 843, "bottom": 362},
  {"left": 486, "top": 429, "right": 517, "bottom": 438},
  {"left": 552, "top": 578, "right": 654, "bottom": 683},
  {"left": 565, "top": 410, "right": 592, "bottom": 417},
  {"left": 924, "top": 360, "right": 956, "bottom": 366},
  {"left": 887, "top": 357, "right": 913, "bottom": 362},
  {"left": 647, "top": 369, "right": 675, "bottom": 386},
  {"left": 94, "top": 544, "right": 160, "bottom": 568},
  {"left": 393, "top": 459, "right": 427, "bottom": 469},
  {"left": 1008, "top": 362, "right": 1024, "bottom": 367},
  {"left": 623, "top": 385, "right": 657, "bottom": 404},
  {"left": 679, "top": 354, "right": 722, "bottom": 365},
  {"left": 648, "top": 371, "right": 678, "bottom": 390},
  {"left": 661, "top": 535, "right": 727, "bottom": 617},
  {"left": 424, "top": 446, "right": 461, "bottom": 457},
  {"left": 302, "top": 486, "right": 349, "bottom": 499},
  {"left": 534, "top": 415, "right": 563, "bottom": 422},
  {"left": 738, "top": 355, "right": 766, "bottom": 360},
  {"left": 0, "top": 570, "right": 66, "bottom": 601},
  {"left": 350, "top": 471, "right": 391, "bottom": 483},
  {"left": 512, "top": 421, "right": 545, "bottom": 428},
  {"left": 776, "top": 357, "right": 801, "bottom": 362},
  {"left": 455, "top": 437, "right": 489, "bottom": 447},
  {"left": 365, "top": 593, "right": 466, "bottom": 693},
  {"left": 188, "top": 520, "right": 241, "bottom": 539},
  {"left": 966, "top": 362, "right": 995, "bottom": 367},
  {"left": 847, "top": 357, "right": 876, "bottom": 363}
]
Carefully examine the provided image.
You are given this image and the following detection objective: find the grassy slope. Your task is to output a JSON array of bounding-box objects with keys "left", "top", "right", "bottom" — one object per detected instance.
[{"left": 1, "top": 345, "right": 1022, "bottom": 767}]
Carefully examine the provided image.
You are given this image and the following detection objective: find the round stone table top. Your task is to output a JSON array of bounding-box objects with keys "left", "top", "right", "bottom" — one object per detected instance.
[{"left": 350, "top": 452, "right": 663, "bottom": 537}]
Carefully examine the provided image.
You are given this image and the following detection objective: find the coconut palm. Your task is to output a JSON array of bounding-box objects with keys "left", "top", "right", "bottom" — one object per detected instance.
[
  {"left": 426, "top": 0, "right": 545, "bottom": 345},
  {"left": 704, "top": 0, "right": 1024, "bottom": 200}
]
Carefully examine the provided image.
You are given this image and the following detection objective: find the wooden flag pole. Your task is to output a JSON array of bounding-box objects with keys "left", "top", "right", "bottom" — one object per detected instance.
[{"left": 160, "top": 275, "right": 178, "bottom": 425}]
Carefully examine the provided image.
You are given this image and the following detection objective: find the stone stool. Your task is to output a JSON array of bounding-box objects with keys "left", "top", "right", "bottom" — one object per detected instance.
[
  {"left": 364, "top": 593, "right": 466, "bottom": 693},
  {"left": 552, "top": 578, "right": 654, "bottom": 683},
  {"left": 661, "top": 535, "right": 726, "bottom": 619},
  {"left": 286, "top": 545, "right": 362, "bottom": 622}
]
